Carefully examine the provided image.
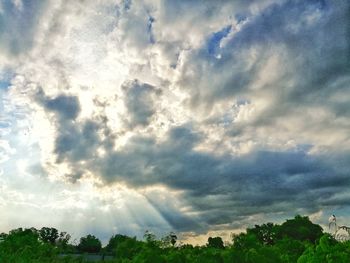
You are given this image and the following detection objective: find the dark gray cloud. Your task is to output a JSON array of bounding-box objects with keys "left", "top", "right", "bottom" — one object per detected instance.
[
  {"left": 35, "top": 88, "right": 81, "bottom": 120},
  {"left": 83, "top": 125, "right": 350, "bottom": 231},
  {"left": 122, "top": 79, "right": 161, "bottom": 128},
  {"left": 179, "top": 0, "right": 350, "bottom": 116},
  {"left": 35, "top": 90, "right": 101, "bottom": 172},
  {"left": 54, "top": 120, "right": 101, "bottom": 163},
  {"left": 44, "top": 95, "right": 81, "bottom": 120}
]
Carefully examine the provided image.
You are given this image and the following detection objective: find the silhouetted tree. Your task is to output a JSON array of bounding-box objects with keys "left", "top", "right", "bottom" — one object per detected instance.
[
  {"left": 115, "top": 236, "right": 143, "bottom": 260},
  {"left": 144, "top": 230, "right": 157, "bottom": 243},
  {"left": 170, "top": 232, "right": 177, "bottom": 247},
  {"left": 106, "top": 234, "right": 130, "bottom": 253},
  {"left": 247, "top": 222, "right": 278, "bottom": 245},
  {"left": 39, "top": 227, "right": 59, "bottom": 245},
  {"left": 207, "top": 236, "right": 224, "bottom": 249},
  {"left": 78, "top": 234, "right": 102, "bottom": 253},
  {"left": 277, "top": 215, "right": 323, "bottom": 243},
  {"left": 56, "top": 231, "right": 71, "bottom": 252},
  {"left": 161, "top": 232, "right": 178, "bottom": 248}
]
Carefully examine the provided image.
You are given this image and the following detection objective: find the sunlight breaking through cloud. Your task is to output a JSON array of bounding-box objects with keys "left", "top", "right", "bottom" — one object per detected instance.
[{"left": 0, "top": 0, "right": 349, "bottom": 242}]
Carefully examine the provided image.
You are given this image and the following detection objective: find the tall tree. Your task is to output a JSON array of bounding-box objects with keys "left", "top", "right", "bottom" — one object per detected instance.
[
  {"left": 277, "top": 215, "right": 323, "bottom": 243},
  {"left": 247, "top": 223, "right": 278, "bottom": 245},
  {"left": 78, "top": 234, "right": 102, "bottom": 253},
  {"left": 207, "top": 236, "right": 224, "bottom": 249},
  {"left": 39, "top": 227, "right": 59, "bottom": 245}
]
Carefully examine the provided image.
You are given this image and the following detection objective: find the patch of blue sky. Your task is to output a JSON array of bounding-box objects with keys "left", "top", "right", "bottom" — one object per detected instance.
[
  {"left": 0, "top": 72, "right": 12, "bottom": 119},
  {"left": 0, "top": 0, "right": 46, "bottom": 55},
  {"left": 14, "top": 0, "right": 43, "bottom": 20},
  {"left": 332, "top": 208, "right": 350, "bottom": 220},
  {"left": 0, "top": 0, "right": 18, "bottom": 15},
  {"left": 0, "top": 98, "right": 12, "bottom": 132},
  {"left": 0, "top": 0, "right": 31, "bottom": 29},
  {"left": 206, "top": 25, "right": 231, "bottom": 56},
  {"left": 0, "top": 120, "right": 10, "bottom": 129},
  {"left": 0, "top": 68, "right": 14, "bottom": 90},
  {"left": 0, "top": 80, "right": 10, "bottom": 90}
]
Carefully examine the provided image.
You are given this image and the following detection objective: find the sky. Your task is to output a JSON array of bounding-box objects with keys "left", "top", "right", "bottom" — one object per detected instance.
[{"left": 0, "top": 0, "right": 349, "bottom": 245}]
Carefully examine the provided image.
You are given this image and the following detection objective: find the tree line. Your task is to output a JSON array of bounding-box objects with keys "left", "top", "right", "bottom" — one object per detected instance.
[{"left": 1, "top": 215, "right": 350, "bottom": 262}]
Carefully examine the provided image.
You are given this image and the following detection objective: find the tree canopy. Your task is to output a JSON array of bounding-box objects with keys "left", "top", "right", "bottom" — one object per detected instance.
[
  {"left": 78, "top": 234, "right": 102, "bottom": 253},
  {"left": 0, "top": 215, "right": 349, "bottom": 263}
]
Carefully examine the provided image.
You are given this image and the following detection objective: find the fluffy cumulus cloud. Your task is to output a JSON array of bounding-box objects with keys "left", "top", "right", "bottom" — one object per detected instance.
[{"left": 0, "top": 0, "right": 350, "bottom": 243}]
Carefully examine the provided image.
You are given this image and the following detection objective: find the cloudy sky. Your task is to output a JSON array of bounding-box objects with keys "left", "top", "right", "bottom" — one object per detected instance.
[{"left": 0, "top": 0, "right": 349, "bottom": 244}]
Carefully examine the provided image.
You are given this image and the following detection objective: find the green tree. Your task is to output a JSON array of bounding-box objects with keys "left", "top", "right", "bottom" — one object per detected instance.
[
  {"left": 232, "top": 232, "right": 260, "bottom": 250},
  {"left": 56, "top": 231, "right": 72, "bottom": 253},
  {"left": 297, "top": 234, "right": 350, "bottom": 263},
  {"left": 0, "top": 214, "right": 338, "bottom": 262},
  {"left": 207, "top": 237, "right": 224, "bottom": 249},
  {"left": 78, "top": 234, "right": 102, "bottom": 253},
  {"left": 144, "top": 230, "right": 161, "bottom": 249},
  {"left": 0, "top": 232, "right": 7, "bottom": 242},
  {"left": 170, "top": 232, "right": 177, "bottom": 247},
  {"left": 277, "top": 215, "right": 323, "bottom": 243},
  {"left": 39, "top": 227, "right": 59, "bottom": 245},
  {"left": 106, "top": 234, "right": 143, "bottom": 260},
  {"left": 247, "top": 223, "right": 278, "bottom": 245},
  {"left": 144, "top": 230, "right": 157, "bottom": 243},
  {"left": 165, "top": 249, "right": 186, "bottom": 263},
  {"left": 0, "top": 227, "right": 56, "bottom": 262},
  {"left": 161, "top": 232, "right": 177, "bottom": 248},
  {"left": 106, "top": 234, "right": 130, "bottom": 253},
  {"left": 275, "top": 237, "right": 306, "bottom": 263},
  {"left": 245, "top": 246, "right": 282, "bottom": 263},
  {"left": 115, "top": 236, "right": 143, "bottom": 260}
]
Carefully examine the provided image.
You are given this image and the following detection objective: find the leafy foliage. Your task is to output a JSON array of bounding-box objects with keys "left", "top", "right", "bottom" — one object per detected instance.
[
  {"left": 0, "top": 215, "right": 348, "bottom": 262},
  {"left": 277, "top": 215, "right": 323, "bottom": 243},
  {"left": 207, "top": 237, "right": 224, "bottom": 249},
  {"left": 78, "top": 234, "right": 102, "bottom": 253},
  {"left": 0, "top": 227, "right": 57, "bottom": 262},
  {"left": 39, "top": 227, "right": 59, "bottom": 244}
]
